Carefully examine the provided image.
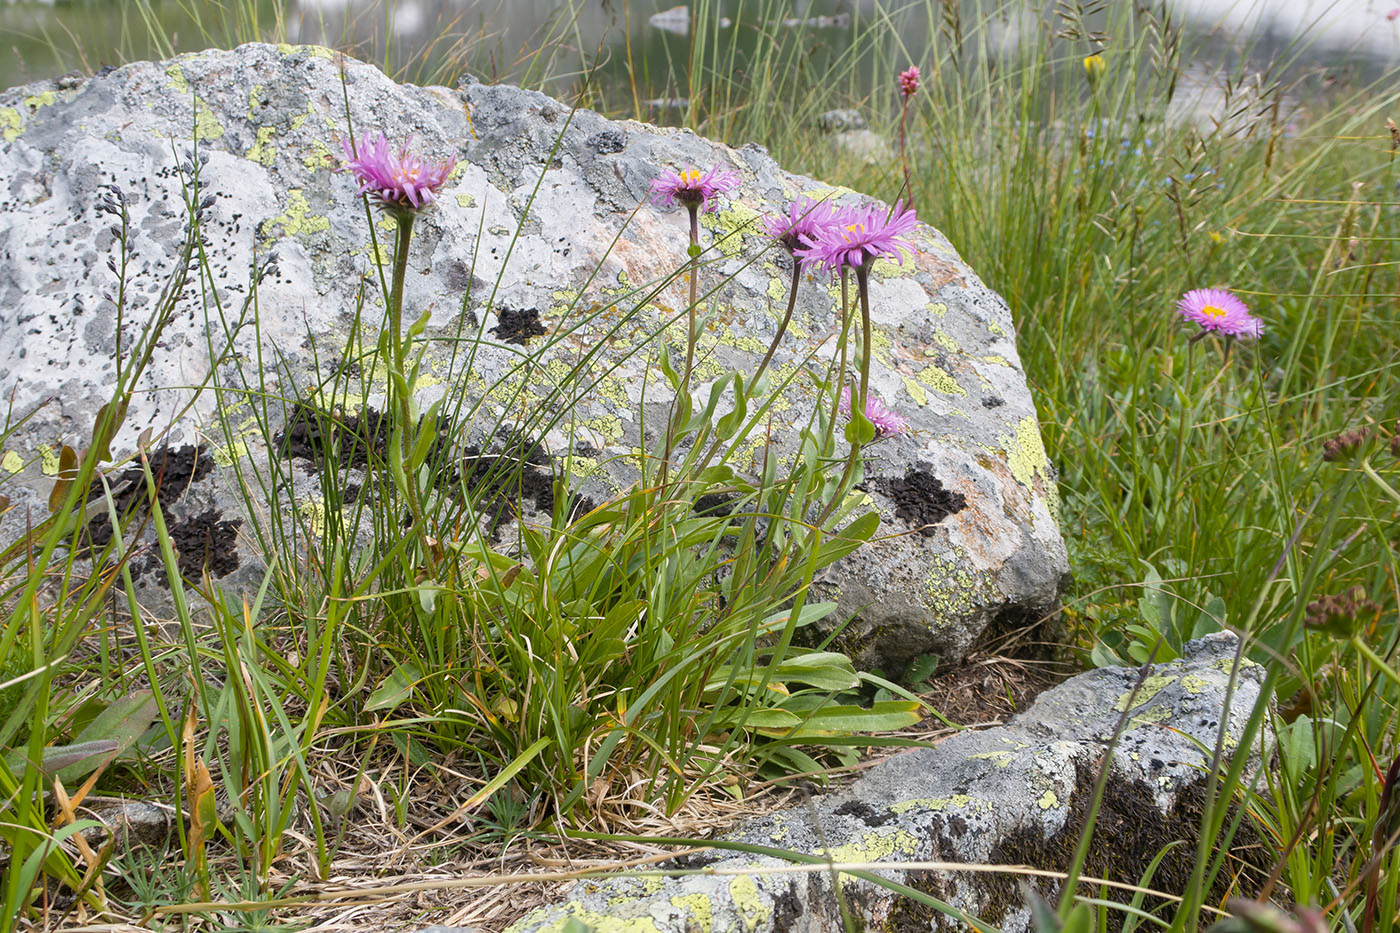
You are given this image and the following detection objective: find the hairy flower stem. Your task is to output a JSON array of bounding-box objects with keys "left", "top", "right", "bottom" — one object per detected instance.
[
  {"left": 815, "top": 265, "right": 873, "bottom": 528},
  {"left": 899, "top": 98, "right": 914, "bottom": 207},
  {"left": 660, "top": 206, "right": 703, "bottom": 492},
  {"left": 752, "top": 260, "right": 802, "bottom": 389},
  {"left": 685, "top": 206, "right": 701, "bottom": 388},
  {"left": 387, "top": 214, "right": 429, "bottom": 547}
]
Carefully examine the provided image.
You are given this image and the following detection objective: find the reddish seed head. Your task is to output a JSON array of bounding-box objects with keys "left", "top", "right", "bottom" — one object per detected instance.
[{"left": 899, "top": 66, "right": 920, "bottom": 98}]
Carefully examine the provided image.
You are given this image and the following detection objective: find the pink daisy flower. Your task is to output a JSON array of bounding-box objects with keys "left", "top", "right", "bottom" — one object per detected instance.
[
  {"left": 649, "top": 165, "right": 741, "bottom": 214},
  {"left": 1176, "top": 287, "right": 1263, "bottom": 339},
  {"left": 899, "top": 66, "right": 920, "bottom": 98},
  {"left": 761, "top": 198, "right": 842, "bottom": 266},
  {"left": 795, "top": 200, "right": 919, "bottom": 273},
  {"left": 339, "top": 131, "right": 456, "bottom": 213},
  {"left": 1388, "top": 8, "right": 1400, "bottom": 21},
  {"left": 839, "top": 386, "right": 910, "bottom": 438}
]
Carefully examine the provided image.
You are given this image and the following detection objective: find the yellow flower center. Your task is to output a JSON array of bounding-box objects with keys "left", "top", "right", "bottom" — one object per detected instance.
[
  {"left": 680, "top": 169, "right": 703, "bottom": 185},
  {"left": 843, "top": 223, "right": 867, "bottom": 241},
  {"left": 1199, "top": 304, "right": 1226, "bottom": 320}
]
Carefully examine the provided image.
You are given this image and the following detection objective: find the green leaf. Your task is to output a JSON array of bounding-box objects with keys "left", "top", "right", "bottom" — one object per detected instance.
[
  {"left": 772, "top": 700, "right": 922, "bottom": 738},
  {"left": 844, "top": 411, "right": 876, "bottom": 446},
  {"left": 407, "top": 307, "right": 433, "bottom": 339},
  {"left": 4, "top": 740, "right": 120, "bottom": 782},
  {"left": 769, "top": 652, "right": 860, "bottom": 691},
  {"left": 814, "top": 511, "right": 880, "bottom": 570},
  {"left": 711, "top": 708, "right": 803, "bottom": 730},
  {"left": 715, "top": 375, "right": 747, "bottom": 440},
  {"left": 365, "top": 663, "right": 424, "bottom": 713},
  {"left": 657, "top": 342, "right": 683, "bottom": 392},
  {"left": 57, "top": 686, "right": 158, "bottom": 778}
]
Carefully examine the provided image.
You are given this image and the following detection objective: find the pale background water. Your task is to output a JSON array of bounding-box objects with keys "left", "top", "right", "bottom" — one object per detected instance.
[{"left": 1, "top": 1, "right": 1397, "bottom": 101}]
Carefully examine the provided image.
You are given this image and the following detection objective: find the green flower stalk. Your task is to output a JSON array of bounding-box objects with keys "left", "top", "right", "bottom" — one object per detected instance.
[{"left": 340, "top": 131, "right": 456, "bottom": 540}]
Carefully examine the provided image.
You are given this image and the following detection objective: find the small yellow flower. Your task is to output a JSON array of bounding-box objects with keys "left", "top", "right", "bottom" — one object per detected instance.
[
  {"left": 1083, "top": 54, "right": 1107, "bottom": 83},
  {"left": 1208, "top": 231, "right": 1225, "bottom": 244}
]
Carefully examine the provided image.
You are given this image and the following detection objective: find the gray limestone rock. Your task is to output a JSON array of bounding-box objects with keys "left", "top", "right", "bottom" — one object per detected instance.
[
  {"left": 504, "top": 633, "right": 1271, "bottom": 933},
  {"left": 0, "top": 44, "right": 1066, "bottom": 667}
]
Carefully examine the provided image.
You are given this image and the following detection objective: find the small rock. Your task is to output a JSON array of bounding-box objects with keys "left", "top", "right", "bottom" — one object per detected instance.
[{"left": 815, "top": 109, "right": 867, "bottom": 133}]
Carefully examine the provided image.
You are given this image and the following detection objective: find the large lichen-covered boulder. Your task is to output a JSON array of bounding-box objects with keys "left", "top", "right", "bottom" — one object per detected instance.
[
  {"left": 0, "top": 44, "right": 1066, "bottom": 667},
  {"left": 504, "top": 633, "right": 1270, "bottom": 932}
]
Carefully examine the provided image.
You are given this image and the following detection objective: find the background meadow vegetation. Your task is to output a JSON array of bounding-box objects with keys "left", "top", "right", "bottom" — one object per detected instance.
[{"left": 1, "top": 0, "right": 1399, "bottom": 930}]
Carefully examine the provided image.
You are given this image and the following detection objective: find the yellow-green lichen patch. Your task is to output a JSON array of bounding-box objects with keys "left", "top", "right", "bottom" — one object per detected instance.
[
  {"left": 700, "top": 202, "right": 762, "bottom": 258},
  {"left": 24, "top": 90, "right": 58, "bottom": 113},
  {"left": 766, "top": 275, "right": 788, "bottom": 304},
  {"left": 1002, "top": 415, "right": 1050, "bottom": 491},
  {"left": 969, "top": 750, "right": 1016, "bottom": 767},
  {"left": 1180, "top": 674, "right": 1210, "bottom": 694},
  {"left": 728, "top": 875, "right": 771, "bottom": 932},
  {"left": 289, "top": 101, "right": 318, "bottom": 133},
  {"left": 1213, "top": 656, "right": 1261, "bottom": 672},
  {"left": 246, "top": 125, "right": 278, "bottom": 166},
  {"left": 1, "top": 108, "right": 22, "bottom": 142},
  {"left": 890, "top": 793, "right": 975, "bottom": 815},
  {"left": 163, "top": 65, "right": 225, "bottom": 141},
  {"left": 210, "top": 440, "right": 249, "bottom": 467},
  {"left": 528, "top": 906, "right": 661, "bottom": 933},
  {"left": 297, "top": 497, "right": 327, "bottom": 537},
  {"left": 246, "top": 84, "right": 267, "bottom": 119},
  {"left": 1, "top": 451, "right": 22, "bottom": 475},
  {"left": 988, "top": 320, "right": 1008, "bottom": 338},
  {"left": 670, "top": 893, "right": 713, "bottom": 933},
  {"left": 924, "top": 558, "right": 996, "bottom": 617},
  {"left": 1037, "top": 790, "right": 1059, "bottom": 810},
  {"left": 916, "top": 362, "right": 966, "bottom": 397},
  {"left": 1129, "top": 704, "right": 1173, "bottom": 726},
  {"left": 980, "top": 354, "right": 1013, "bottom": 368},
  {"left": 455, "top": 192, "right": 477, "bottom": 209},
  {"left": 823, "top": 829, "right": 919, "bottom": 865},
  {"left": 608, "top": 877, "right": 664, "bottom": 903},
  {"left": 927, "top": 301, "right": 948, "bottom": 316},
  {"left": 276, "top": 43, "right": 334, "bottom": 58},
  {"left": 719, "top": 331, "right": 767, "bottom": 356},
  {"left": 931, "top": 329, "right": 959, "bottom": 353},
  {"left": 583, "top": 415, "right": 623, "bottom": 446},
  {"left": 1113, "top": 674, "right": 1177, "bottom": 712},
  {"left": 303, "top": 138, "right": 335, "bottom": 171},
  {"left": 40, "top": 445, "right": 59, "bottom": 476},
  {"left": 262, "top": 189, "right": 331, "bottom": 238}
]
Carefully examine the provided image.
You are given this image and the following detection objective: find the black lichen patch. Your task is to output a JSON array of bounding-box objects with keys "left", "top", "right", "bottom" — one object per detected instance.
[
  {"left": 491, "top": 307, "right": 547, "bottom": 345},
  {"left": 771, "top": 878, "right": 805, "bottom": 928},
  {"left": 275, "top": 405, "right": 394, "bottom": 470},
  {"left": 890, "top": 764, "right": 1268, "bottom": 931},
  {"left": 166, "top": 509, "right": 242, "bottom": 579},
  {"left": 86, "top": 443, "right": 213, "bottom": 510},
  {"left": 693, "top": 492, "right": 738, "bottom": 517},
  {"left": 833, "top": 800, "right": 895, "bottom": 828},
  {"left": 84, "top": 444, "right": 215, "bottom": 550},
  {"left": 867, "top": 466, "right": 967, "bottom": 535},
  {"left": 587, "top": 130, "right": 627, "bottom": 154},
  {"left": 461, "top": 435, "right": 590, "bottom": 541}
]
